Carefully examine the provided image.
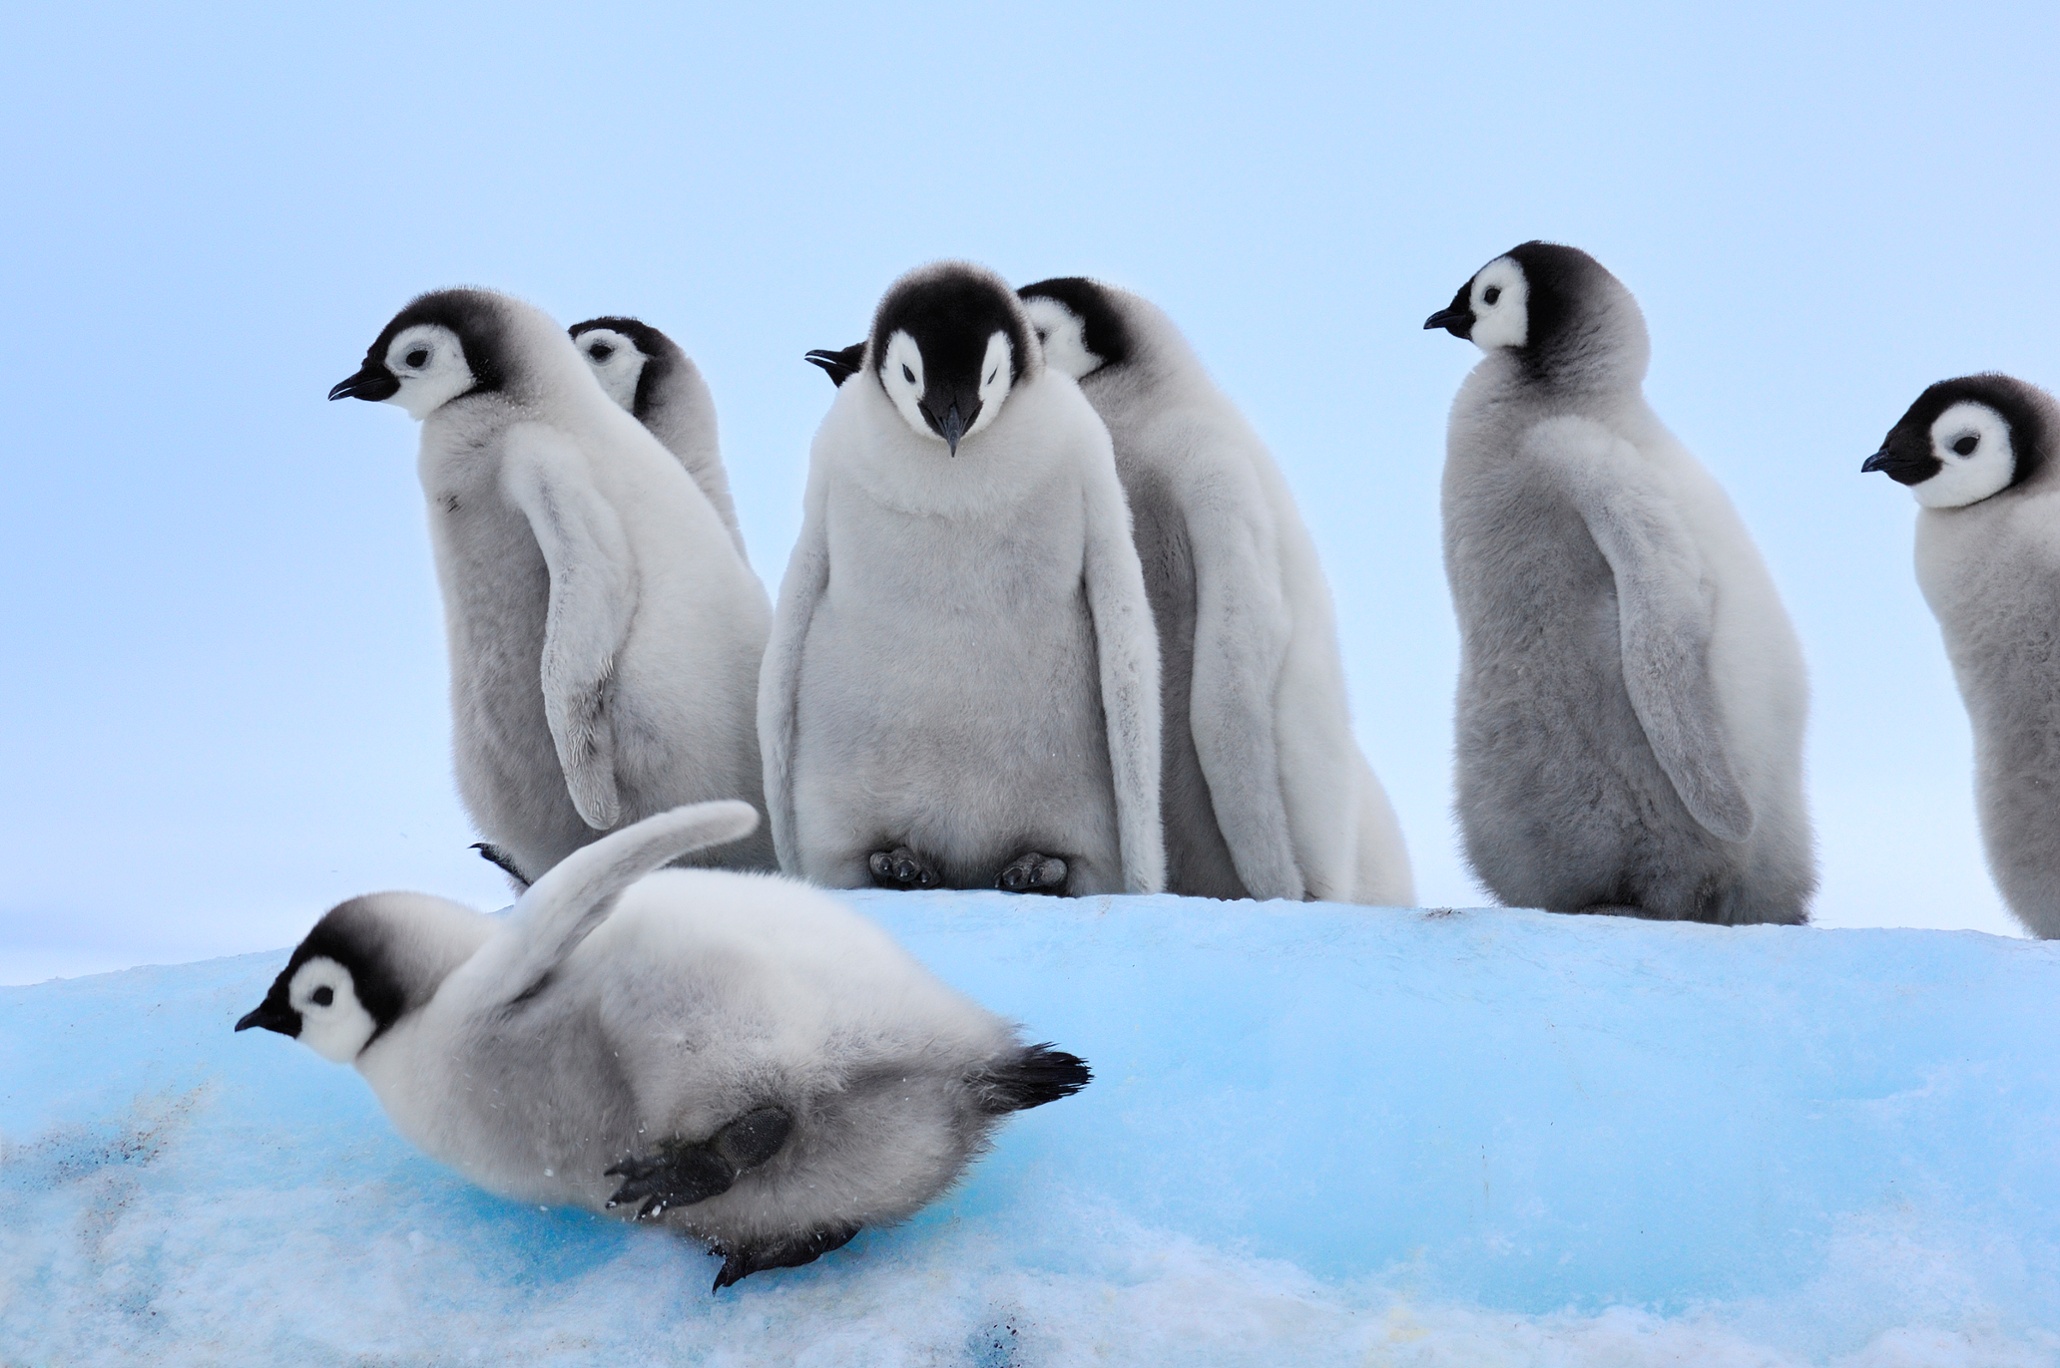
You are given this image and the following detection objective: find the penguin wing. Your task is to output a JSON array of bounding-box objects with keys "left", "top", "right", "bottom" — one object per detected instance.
[
  {"left": 478, "top": 800, "right": 761, "bottom": 1006},
  {"left": 1180, "top": 461, "right": 1304, "bottom": 900},
  {"left": 502, "top": 425, "right": 639, "bottom": 831},
  {"left": 1080, "top": 437, "right": 1168, "bottom": 893},
  {"left": 804, "top": 342, "right": 867, "bottom": 388},
  {"left": 756, "top": 462, "right": 832, "bottom": 872},
  {"left": 1526, "top": 417, "right": 1756, "bottom": 844}
]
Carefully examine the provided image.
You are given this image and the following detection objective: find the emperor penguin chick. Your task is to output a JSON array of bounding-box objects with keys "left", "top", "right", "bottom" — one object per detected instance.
[
  {"left": 331, "top": 289, "right": 774, "bottom": 883},
  {"left": 236, "top": 801, "right": 1091, "bottom": 1290},
  {"left": 1864, "top": 374, "right": 2060, "bottom": 938},
  {"left": 568, "top": 316, "right": 750, "bottom": 560},
  {"left": 761, "top": 261, "right": 1166, "bottom": 896},
  {"left": 1017, "top": 278, "right": 1411, "bottom": 905},
  {"left": 1426, "top": 243, "right": 1814, "bottom": 923}
]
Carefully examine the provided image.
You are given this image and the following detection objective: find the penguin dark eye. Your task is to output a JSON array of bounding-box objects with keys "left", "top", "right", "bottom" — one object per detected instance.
[
  {"left": 986, "top": 368, "right": 998, "bottom": 385},
  {"left": 902, "top": 364, "right": 916, "bottom": 384},
  {"left": 589, "top": 343, "right": 614, "bottom": 362},
  {"left": 1952, "top": 434, "right": 1979, "bottom": 457},
  {"left": 405, "top": 349, "right": 429, "bottom": 368},
  {"left": 1483, "top": 286, "right": 1502, "bottom": 306},
  {"left": 311, "top": 986, "right": 334, "bottom": 1006}
]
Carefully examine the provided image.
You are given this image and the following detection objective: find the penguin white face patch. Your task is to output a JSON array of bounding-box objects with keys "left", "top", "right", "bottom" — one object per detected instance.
[
  {"left": 1468, "top": 258, "right": 1529, "bottom": 351},
  {"left": 880, "top": 330, "right": 932, "bottom": 441},
  {"left": 1913, "top": 401, "right": 2017, "bottom": 509},
  {"left": 965, "top": 331, "right": 1015, "bottom": 440},
  {"left": 287, "top": 956, "right": 379, "bottom": 1062},
  {"left": 575, "top": 328, "right": 648, "bottom": 413},
  {"left": 382, "top": 324, "right": 479, "bottom": 420},
  {"left": 1023, "top": 297, "right": 1101, "bottom": 380}
]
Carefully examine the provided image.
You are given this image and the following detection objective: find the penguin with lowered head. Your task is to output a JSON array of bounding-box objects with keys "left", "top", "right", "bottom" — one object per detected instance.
[
  {"left": 330, "top": 289, "right": 774, "bottom": 885},
  {"left": 1015, "top": 277, "right": 1412, "bottom": 905},
  {"left": 762, "top": 261, "right": 1165, "bottom": 895},
  {"left": 236, "top": 801, "right": 1091, "bottom": 1289},
  {"left": 1864, "top": 374, "right": 2060, "bottom": 938},
  {"left": 1426, "top": 242, "right": 1814, "bottom": 923},
  {"left": 568, "top": 315, "right": 750, "bottom": 561}
]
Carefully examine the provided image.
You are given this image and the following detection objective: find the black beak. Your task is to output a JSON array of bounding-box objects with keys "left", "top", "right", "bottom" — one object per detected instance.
[
  {"left": 1424, "top": 306, "right": 1473, "bottom": 337},
  {"left": 329, "top": 363, "right": 399, "bottom": 403},
  {"left": 940, "top": 402, "right": 967, "bottom": 456},
  {"left": 1861, "top": 448, "right": 1894, "bottom": 474},
  {"left": 803, "top": 342, "right": 866, "bottom": 388},
  {"left": 235, "top": 998, "right": 299, "bottom": 1036}
]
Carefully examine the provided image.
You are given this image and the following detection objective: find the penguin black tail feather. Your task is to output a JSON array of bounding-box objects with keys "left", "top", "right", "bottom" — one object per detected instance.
[{"left": 977, "top": 1043, "right": 1092, "bottom": 1114}]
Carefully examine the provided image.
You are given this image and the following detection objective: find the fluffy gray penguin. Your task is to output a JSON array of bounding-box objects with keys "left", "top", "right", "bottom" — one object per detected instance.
[
  {"left": 568, "top": 316, "right": 750, "bottom": 561},
  {"left": 761, "top": 261, "right": 1166, "bottom": 895},
  {"left": 1015, "top": 277, "right": 1412, "bottom": 905},
  {"left": 330, "top": 289, "right": 775, "bottom": 884},
  {"left": 236, "top": 801, "right": 1090, "bottom": 1289},
  {"left": 1864, "top": 374, "right": 2060, "bottom": 938},
  {"left": 1426, "top": 242, "right": 1814, "bottom": 923}
]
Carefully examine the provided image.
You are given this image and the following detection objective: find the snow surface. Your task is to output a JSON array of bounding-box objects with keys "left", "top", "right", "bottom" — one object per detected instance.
[{"left": 3, "top": 892, "right": 2056, "bottom": 1366}]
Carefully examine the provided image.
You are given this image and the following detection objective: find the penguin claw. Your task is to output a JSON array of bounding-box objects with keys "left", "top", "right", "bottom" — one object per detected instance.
[
  {"left": 604, "top": 1107, "right": 796, "bottom": 1221},
  {"left": 997, "top": 852, "right": 1067, "bottom": 895},
  {"left": 710, "top": 1223, "right": 863, "bottom": 1291},
  {"left": 868, "top": 846, "right": 942, "bottom": 890}
]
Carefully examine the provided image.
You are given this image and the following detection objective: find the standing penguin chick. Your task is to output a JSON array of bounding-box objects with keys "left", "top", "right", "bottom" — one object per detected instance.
[
  {"left": 331, "top": 290, "right": 775, "bottom": 884},
  {"left": 1426, "top": 243, "right": 1814, "bottom": 923},
  {"left": 1017, "top": 278, "right": 1412, "bottom": 905},
  {"left": 235, "top": 802, "right": 1091, "bottom": 1289},
  {"left": 568, "top": 316, "right": 750, "bottom": 560},
  {"left": 1864, "top": 375, "right": 2060, "bottom": 938},
  {"left": 761, "top": 262, "right": 1165, "bottom": 895}
]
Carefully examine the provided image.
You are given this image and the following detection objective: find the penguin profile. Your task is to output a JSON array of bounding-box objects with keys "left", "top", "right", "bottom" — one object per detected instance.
[
  {"left": 568, "top": 316, "right": 749, "bottom": 560},
  {"left": 1427, "top": 242, "right": 1815, "bottom": 924},
  {"left": 237, "top": 802, "right": 1091, "bottom": 1289},
  {"left": 1017, "top": 276, "right": 1412, "bottom": 905},
  {"left": 1864, "top": 374, "right": 2060, "bottom": 938},
  {"left": 331, "top": 289, "right": 774, "bottom": 885},
  {"left": 760, "top": 261, "right": 1166, "bottom": 896}
]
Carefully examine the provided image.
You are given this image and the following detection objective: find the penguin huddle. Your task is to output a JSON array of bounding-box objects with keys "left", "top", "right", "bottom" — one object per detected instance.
[{"left": 240, "top": 243, "right": 2060, "bottom": 1292}]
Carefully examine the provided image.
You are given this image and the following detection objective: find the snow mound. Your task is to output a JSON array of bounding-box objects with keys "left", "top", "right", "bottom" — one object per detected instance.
[{"left": 3, "top": 893, "right": 2056, "bottom": 1365}]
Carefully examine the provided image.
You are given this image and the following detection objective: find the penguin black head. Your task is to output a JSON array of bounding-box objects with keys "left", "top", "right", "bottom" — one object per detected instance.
[
  {"left": 1017, "top": 278, "right": 1134, "bottom": 382},
  {"left": 1425, "top": 242, "right": 1643, "bottom": 385},
  {"left": 236, "top": 892, "right": 487, "bottom": 1062},
  {"left": 569, "top": 316, "right": 682, "bottom": 422},
  {"left": 1863, "top": 373, "right": 2053, "bottom": 509},
  {"left": 330, "top": 289, "right": 514, "bottom": 420},
  {"left": 868, "top": 263, "right": 1038, "bottom": 455}
]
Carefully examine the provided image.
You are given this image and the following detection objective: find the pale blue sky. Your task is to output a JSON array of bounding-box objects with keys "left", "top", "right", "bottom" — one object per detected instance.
[{"left": 2, "top": 1, "right": 2055, "bottom": 980}]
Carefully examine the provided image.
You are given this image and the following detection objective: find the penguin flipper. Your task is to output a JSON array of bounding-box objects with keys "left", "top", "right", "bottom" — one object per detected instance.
[
  {"left": 484, "top": 801, "right": 761, "bottom": 1003},
  {"left": 1079, "top": 427, "right": 1168, "bottom": 893},
  {"left": 501, "top": 424, "right": 638, "bottom": 832},
  {"left": 1525, "top": 417, "right": 1756, "bottom": 844}
]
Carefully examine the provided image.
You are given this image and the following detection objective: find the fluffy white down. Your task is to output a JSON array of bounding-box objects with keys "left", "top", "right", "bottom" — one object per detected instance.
[
  {"left": 1467, "top": 257, "right": 1529, "bottom": 351},
  {"left": 1913, "top": 401, "right": 2017, "bottom": 509}
]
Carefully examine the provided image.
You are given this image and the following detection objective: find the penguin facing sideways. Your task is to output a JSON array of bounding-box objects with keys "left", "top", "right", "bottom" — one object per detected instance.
[
  {"left": 1426, "top": 242, "right": 1814, "bottom": 924},
  {"left": 568, "top": 315, "right": 750, "bottom": 561},
  {"left": 761, "top": 261, "right": 1166, "bottom": 896},
  {"left": 1864, "top": 374, "right": 2060, "bottom": 939},
  {"left": 1016, "top": 277, "right": 1413, "bottom": 905},
  {"left": 330, "top": 289, "right": 775, "bottom": 885},
  {"left": 235, "top": 802, "right": 1091, "bottom": 1289}
]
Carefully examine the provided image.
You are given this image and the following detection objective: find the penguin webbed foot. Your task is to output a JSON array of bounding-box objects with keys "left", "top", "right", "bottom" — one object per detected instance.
[
  {"left": 868, "top": 845, "right": 943, "bottom": 890},
  {"left": 997, "top": 852, "right": 1067, "bottom": 895},
  {"left": 606, "top": 1105, "right": 794, "bottom": 1221},
  {"left": 710, "top": 1223, "right": 862, "bottom": 1291}
]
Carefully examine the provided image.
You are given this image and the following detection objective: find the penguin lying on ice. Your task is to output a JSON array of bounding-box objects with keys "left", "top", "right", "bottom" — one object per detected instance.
[
  {"left": 1864, "top": 374, "right": 2060, "bottom": 939},
  {"left": 236, "top": 801, "right": 1090, "bottom": 1289}
]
